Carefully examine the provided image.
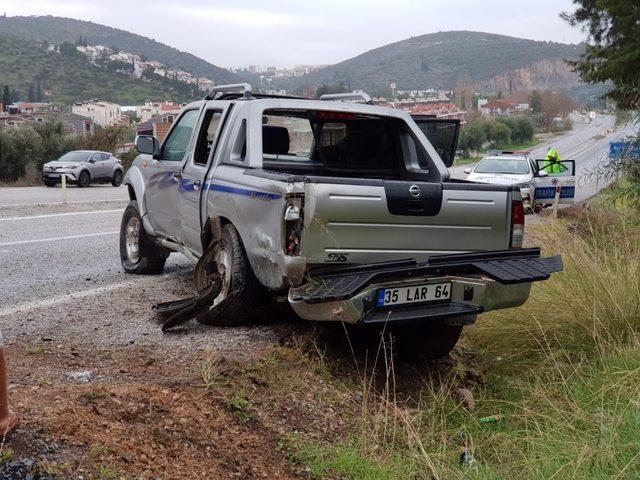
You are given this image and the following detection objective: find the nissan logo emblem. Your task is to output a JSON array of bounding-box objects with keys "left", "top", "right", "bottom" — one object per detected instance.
[{"left": 409, "top": 185, "right": 421, "bottom": 198}]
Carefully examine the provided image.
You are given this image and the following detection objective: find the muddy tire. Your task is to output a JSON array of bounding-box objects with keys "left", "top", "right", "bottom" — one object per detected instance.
[
  {"left": 392, "top": 321, "right": 463, "bottom": 360},
  {"left": 77, "top": 170, "right": 90, "bottom": 188},
  {"left": 197, "top": 224, "right": 258, "bottom": 326},
  {"left": 111, "top": 170, "right": 123, "bottom": 187},
  {"left": 120, "top": 200, "right": 167, "bottom": 275}
]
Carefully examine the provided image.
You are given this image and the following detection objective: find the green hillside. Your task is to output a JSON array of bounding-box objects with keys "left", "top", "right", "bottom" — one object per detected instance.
[
  {"left": 0, "top": 15, "right": 239, "bottom": 85},
  {"left": 283, "top": 31, "right": 584, "bottom": 92},
  {"left": 0, "top": 34, "right": 205, "bottom": 104}
]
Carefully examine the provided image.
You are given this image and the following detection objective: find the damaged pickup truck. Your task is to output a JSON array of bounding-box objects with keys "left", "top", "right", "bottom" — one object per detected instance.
[{"left": 120, "top": 84, "right": 562, "bottom": 358}]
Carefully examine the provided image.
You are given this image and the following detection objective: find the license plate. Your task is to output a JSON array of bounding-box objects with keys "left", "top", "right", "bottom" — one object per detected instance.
[
  {"left": 376, "top": 282, "right": 451, "bottom": 307},
  {"left": 45, "top": 173, "right": 60, "bottom": 177}
]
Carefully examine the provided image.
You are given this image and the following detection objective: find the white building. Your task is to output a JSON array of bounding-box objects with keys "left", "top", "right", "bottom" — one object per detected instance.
[{"left": 72, "top": 101, "right": 123, "bottom": 127}]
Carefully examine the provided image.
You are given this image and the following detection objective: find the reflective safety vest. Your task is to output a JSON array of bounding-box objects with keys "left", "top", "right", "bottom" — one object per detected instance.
[{"left": 544, "top": 150, "right": 563, "bottom": 174}]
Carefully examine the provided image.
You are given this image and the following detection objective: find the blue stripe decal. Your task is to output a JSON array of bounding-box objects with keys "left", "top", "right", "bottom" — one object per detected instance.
[{"left": 206, "top": 183, "right": 282, "bottom": 200}]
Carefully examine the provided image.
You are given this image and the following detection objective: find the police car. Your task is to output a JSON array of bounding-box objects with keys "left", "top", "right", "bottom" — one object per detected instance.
[{"left": 464, "top": 152, "right": 545, "bottom": 207}]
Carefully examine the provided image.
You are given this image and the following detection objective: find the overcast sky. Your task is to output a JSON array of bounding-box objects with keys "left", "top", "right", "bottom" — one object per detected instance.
[{"left": 4, "top": 0, "right": 586, "bottom": 68}]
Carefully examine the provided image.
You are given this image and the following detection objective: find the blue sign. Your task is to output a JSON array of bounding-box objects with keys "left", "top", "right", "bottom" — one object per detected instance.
[
  {"left": 609, "top": 142, "right": 640, "bottom": 159},
  {"left": 535, "top": 186, "right": 576, "bottom": 200}
]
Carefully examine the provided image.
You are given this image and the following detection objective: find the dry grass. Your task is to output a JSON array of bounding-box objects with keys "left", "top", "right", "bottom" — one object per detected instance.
[{"left": 294, "top": 206, "right": 640, "bottom": 479}]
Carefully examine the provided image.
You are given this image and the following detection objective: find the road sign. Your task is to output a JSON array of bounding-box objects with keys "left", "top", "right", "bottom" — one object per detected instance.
[{"left": 609, "top": 141, "right": 640, "bottom": 159}]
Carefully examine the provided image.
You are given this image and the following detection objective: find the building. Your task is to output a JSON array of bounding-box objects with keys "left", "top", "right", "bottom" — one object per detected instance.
[
  {"left": 137, "top": 114, "right": 176, "bottom": 142},
  {"left": 14, "top": 102, "right": 51, "bottom": 114},
  {"left": 479, "top": 99, "right": 517, "bottom": 117},
  {"left": 54, "top": 112, "right": 95, "bottom": 136},
  {"left": 130, "top": 100, "right": 183, "bottom": 123},
  {"left": 72, "top": 101, "right": 126, "bottom": 127},
  {"left": 380, "top": 100, "right": 466, "bottom": 123}
]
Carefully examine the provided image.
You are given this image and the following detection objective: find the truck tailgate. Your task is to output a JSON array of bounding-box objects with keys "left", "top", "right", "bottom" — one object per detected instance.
[{"left": 301, "top": 179, "right": 515, "bottom": 265}]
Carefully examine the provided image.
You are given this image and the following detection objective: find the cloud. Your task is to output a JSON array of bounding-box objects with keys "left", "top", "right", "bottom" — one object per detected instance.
[{"left": 174, "top": 6, "right": 297, "bottom": 27}]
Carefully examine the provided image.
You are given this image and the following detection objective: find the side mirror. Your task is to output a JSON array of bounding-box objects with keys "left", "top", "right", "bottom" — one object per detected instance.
[
  {"left": 88, "top": 158, "right": 96, "bottom": 163},
  {"left": 464, "top": 168, "right": 472, "bottom": 174},
  {"left": 136, "top": 135, "right": 160, "bottom": 156},
  {"left": 537, "top": 170, "right": 548, "bottom": 177}
]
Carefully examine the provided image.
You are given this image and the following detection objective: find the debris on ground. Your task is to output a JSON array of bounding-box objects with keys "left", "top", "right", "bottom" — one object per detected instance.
[
  {"left": 65, "top": 371, "right": 92, "bottom": 383},
  {"left": 454, "top": 387, "right": 475, "bottom": 412}
]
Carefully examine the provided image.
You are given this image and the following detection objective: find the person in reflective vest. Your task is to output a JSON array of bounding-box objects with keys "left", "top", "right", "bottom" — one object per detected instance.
[{"left": 544, "top": 148, "right": 563, "bottom": 174}]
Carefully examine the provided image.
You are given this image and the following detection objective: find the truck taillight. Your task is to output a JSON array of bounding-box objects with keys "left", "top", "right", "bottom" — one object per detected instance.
[
  {"left": 285, "top": 196, "right": 303, "bottom": 256},
  {"left": 510, "top": 199, "right": 525, "bottom": 248}
]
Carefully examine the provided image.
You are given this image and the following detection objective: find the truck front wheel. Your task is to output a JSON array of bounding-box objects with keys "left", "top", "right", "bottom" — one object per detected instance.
[
  {"left": 196, "top": 224, "right": 258, "bottom": 326},
  {"left": 120, "top": 201, "right": 167, "bottom": 275}
]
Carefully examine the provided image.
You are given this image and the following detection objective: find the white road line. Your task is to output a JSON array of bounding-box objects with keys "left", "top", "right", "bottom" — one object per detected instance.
[
  {"left": 0, "top": 209, "right": 123, "bottom": 222},
  {"left": 0, "top": 199, "right": 128, "bottom": 208},
  {"left": 0, "top": 280, "right": 136, "bottom": 317},
  {"left": 0, "top": 231, "right": 119, "bottom": 247}
]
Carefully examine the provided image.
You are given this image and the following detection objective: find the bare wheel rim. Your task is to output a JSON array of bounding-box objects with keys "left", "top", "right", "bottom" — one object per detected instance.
[
  {"left": 125, "top": 216, "right": 141, "bottom": 262},
  {"left": 212, "top": 247, "right": 232, "bottom": 307}
]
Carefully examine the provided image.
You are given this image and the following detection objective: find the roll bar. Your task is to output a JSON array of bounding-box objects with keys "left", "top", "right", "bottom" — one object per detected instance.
[
  {"left": 319, "top": 92, "right": 373, "bottom": 104},
  {"left": 205, "top": 83, "right": 253, "bottom": 100}
]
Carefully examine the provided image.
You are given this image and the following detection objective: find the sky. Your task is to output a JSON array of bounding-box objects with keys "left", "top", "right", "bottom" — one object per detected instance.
[{"left": 2, "top": 0, "right": 587, "bottom": 69}]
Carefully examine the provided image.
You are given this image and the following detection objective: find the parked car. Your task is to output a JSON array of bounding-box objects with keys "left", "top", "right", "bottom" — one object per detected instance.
[
  {"left": 120, "top": 84, "right": 562, "bottom": 358},
  {"left": 42, "top": 150, "right": 124, "bottom": 188},
  {"left": 464, "top": 153, "right": 545, "bottom": 207}
]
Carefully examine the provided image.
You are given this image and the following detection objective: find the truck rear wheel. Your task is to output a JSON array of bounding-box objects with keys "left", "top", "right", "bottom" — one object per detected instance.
[
  {"left": 197, "top": 224, "right": 258, "bottom": 326},
  {"left": 392, "top": 321, "right": 463, "bottom": 360},
  {"left": 120, "top": 201, "right": 167, "bottom": 275}
]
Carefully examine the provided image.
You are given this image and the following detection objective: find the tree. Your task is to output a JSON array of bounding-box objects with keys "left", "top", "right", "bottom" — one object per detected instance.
[
  {"left": 511, "top": 117, "right": 534, "bottom": 144},
  {"left": 529, "top": 90, "right": 543, "bottom": 114},
  {"left": 562, "top": 1, "right": 640, "bottom": 108},
  {"left": 27, "top": 84, "right": 35, "bottom": 102},
  {"left": 2, "top": 85, "right": 11, "bottom": 109},
  {"left": 36, "top": 81, "right": 42, "bottom": 102},
  {"left": 487, "top": 122, "right": 511, "bottom": 148},
  {"left": 457, "top": 121, "right": 486, "bottom": 157}
]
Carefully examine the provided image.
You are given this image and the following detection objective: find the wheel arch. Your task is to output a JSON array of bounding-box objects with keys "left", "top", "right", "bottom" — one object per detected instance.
[
  {"left": 123, "top": 166, "right": 147, "bottom": 218},
  {"left": 202, "top": 215, "right": 286, "bottom": 290}
]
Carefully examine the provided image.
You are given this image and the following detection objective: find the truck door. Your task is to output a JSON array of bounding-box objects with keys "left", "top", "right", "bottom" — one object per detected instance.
[
  {"left": 410, "top": 116, "right": 460, "bottom": 167},
  {"left": 179, "top": 104, "right": 227, "bottom": 254},
  {"left": 533, "top": 159, "right": 576, "bottom": 205},
  {"left": 145, "top": 108, "right": 200, "bottom": 240}
]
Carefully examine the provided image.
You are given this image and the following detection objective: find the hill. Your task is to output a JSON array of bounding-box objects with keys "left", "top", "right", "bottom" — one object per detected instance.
[
  {"left": 0, "top": 34, "right": 203, "bottom": 104},
  {"left": 284, "top": 31, "right": 584, "bottom": 93},
  {"left": 0, "top": 15, "right": 239, "bottom": 85}
]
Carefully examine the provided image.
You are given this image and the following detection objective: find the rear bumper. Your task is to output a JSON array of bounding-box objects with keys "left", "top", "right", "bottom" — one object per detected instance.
[{"left": 288, "top": 248, "right": 561, "bottom": 324}]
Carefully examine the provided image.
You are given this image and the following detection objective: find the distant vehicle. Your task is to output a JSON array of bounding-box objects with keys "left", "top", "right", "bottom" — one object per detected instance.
[
  {"left": 464, "top": 153, "right": 543, "bottom": 206},
  {"left": 42, "top": 150, "right": 124, "bottom": 188}
]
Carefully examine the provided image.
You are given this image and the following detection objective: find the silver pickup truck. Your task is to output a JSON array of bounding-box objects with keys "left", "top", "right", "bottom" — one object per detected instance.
[{"left": 121, "top": 84, "right": 561, "bottom": 357}]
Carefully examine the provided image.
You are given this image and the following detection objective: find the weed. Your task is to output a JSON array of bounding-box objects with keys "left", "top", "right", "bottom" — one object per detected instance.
[
  {"left": 26, "top": 345, "right": 45, "bottom": 354},
  {"left": 225, "top": 392, "right": 253, "bottom": 421},
  {"left": 0, "top": 448, "right": 13, "bottom": 463}
]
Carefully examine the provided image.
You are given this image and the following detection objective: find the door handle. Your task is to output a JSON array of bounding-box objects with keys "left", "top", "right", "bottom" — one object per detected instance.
[
  {"left": 173, "top": 172, "right": 182, "bottom": 182},
  {"left": 193, "top": 180, "right": 201, "bottom": 191}
]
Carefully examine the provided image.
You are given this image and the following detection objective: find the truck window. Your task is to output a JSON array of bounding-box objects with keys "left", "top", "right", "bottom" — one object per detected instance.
[
  {"left": 262, "top": 109, "right": 429, "bottom": 179},
  {"left": 160, "top": 109, "right": 199, "bottom": 162},
  {"left": 194, "top": 110, "right": 223, "bottom": 165}
]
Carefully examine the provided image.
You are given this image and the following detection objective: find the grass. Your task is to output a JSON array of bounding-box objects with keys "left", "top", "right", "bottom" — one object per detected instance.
[{"left": 292, "top": 203, "right": 640, "bottom": 479}]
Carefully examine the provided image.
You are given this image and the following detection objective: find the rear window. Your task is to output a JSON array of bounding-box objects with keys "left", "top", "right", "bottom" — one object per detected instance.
[
  {"left": 261, "top": 109, "right": 431, "bottom": 178},
  {"left": 475, "top": 158, "right": 530, "bottom": 175}
]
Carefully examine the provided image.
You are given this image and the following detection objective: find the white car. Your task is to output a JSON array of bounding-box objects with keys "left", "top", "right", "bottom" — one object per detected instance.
[{"left": 464, "top": 154, "right": 547, "bottom": 206}]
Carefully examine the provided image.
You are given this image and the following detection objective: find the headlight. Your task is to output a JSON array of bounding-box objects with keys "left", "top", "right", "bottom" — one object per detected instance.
[{"left": 62, "top": 165, "right": 79, "bottom": 170}]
